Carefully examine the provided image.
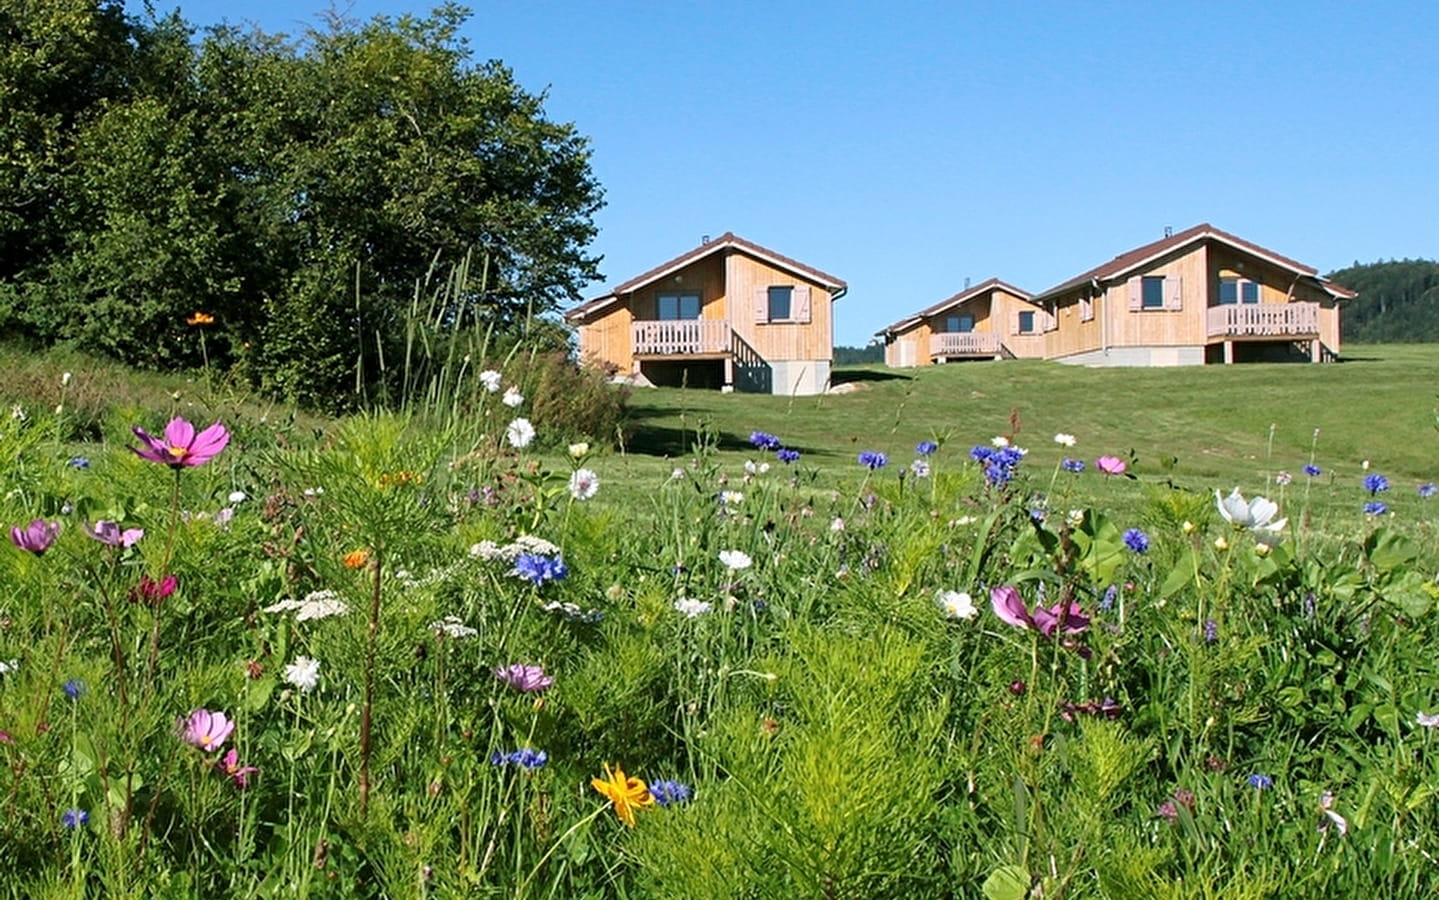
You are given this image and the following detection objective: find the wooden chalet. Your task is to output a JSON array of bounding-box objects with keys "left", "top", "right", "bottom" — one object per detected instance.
[{"left": 878, "top": 278, "right": 1048, "bottom": 366}]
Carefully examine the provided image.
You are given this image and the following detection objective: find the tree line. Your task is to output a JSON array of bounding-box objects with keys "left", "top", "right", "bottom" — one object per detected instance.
[
  {"left": 0, "top": 1, "right": 603, "bottom": 409},
  {"left": 1328, "top": 259, "right": 1439, "bottom": 344}
]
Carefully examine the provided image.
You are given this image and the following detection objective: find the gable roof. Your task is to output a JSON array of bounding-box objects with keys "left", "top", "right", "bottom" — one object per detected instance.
[
  {"left": 1033, "top": 223, "right": 1357, "bottom": 302},
  {"left": 565, "top": 232, "right": 847, "bottom": 323},
  {"left": 879, "top": 278, "right": 1033, "bottom": 336}
]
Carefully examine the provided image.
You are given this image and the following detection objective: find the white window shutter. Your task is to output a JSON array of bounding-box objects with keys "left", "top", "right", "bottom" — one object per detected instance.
[
  {"left": 793, "top": 285, "right": 811, "bottom": 323},
  {"left": 1127, "top": 276, "right": 1142, "bottom": 311},
  {"left": 1164, "top": 276, "right": 1183, "bottom": 310},
  {"left": 754, "top": 287, "right": 768, "bottom": 323},
  {"left": 1045, "top": 307, "right": 1058, "bottom": 332},
  {"left": 1011, "top": 308, "right": 1021, "bottom": 334}
]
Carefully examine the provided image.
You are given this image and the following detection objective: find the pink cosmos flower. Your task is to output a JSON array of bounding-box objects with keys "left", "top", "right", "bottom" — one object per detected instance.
[
  {"left": 1095, "top": 455, "right": 1127, "bottom": 475},
  {"left": 990, "top": 586, "right": 1090, "bottom": 638},
  {"left": 215, "top": 748, "right": 259, "bottom": 788},
  {"left": 83, "top": 520, "right": 144, "bottom": 548},
  {"left": 130, "top": 418, "right": 230, "bottom": 469},
  {"left": 494, "top": 663, "right": 554, "bottom": 693},
  {"left": 129, "top": 574, "right": 178, "bottom": 607},
  {"left": 10, "top": 519, "right": 60, "bottom": 555},
  {"left": 178, "top": 708, "right": 233, "bottom": 752}
]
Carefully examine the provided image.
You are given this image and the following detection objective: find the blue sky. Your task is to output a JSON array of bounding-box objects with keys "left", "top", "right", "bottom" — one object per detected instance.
[{"left": 135, "top": 0, "right": 1438, "bottom": 346}]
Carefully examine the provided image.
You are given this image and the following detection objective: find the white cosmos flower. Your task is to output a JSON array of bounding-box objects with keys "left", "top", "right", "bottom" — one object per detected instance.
[
  {"left": 1215, "top": 488, "right": 1287, "bottom": 541},
  {"left": 1418, "top": 711, "right": 1439, "bottom": 728},
  {"left": 991, "top": 435, "right": 1010, "bottom": 447},
  {"left": 502, "top": 387, "right": 524, "bottom": 408},
  {"left": 568, "top": 468, "right": 599, "bottom": 500},
  {"left": 718, "top": 549, "right": 752, "bottom": 570},
  {"left": 479, "top": 370, "right": 502, "bottom": 392},
  {"left": 228, "top": 490, "right": 248, "bottom": 504},
  {"left": 673, "top": 597, "right": 712, "bottom": 618},
  {"left": 936, "top": 590, "right": 978, "bottom": 620},
  {"left": 505, "top": 418, "right": 535, "bottom": 449},
  {"left": 1053, "top": 433, "right": 1076, "bottom": 447},
  {"left": 284, "top": 656, "right": 321, "bottom": 692}
]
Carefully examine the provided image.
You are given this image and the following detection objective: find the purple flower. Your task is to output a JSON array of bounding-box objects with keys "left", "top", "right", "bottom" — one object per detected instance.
[
  {"left": 990, "top": 586, "right": 1089, "bottom": 638},
  {"left": 83, "top": 520, "right": 144, "bottom": 548},
  {"left": 1099, "top": 584, "right": 1117, "bottom": 611},
  {"left": 649, "top": 779, "right": 692, "bottom": 807},
  {"left": 749, "top": 431, "right": 782, "bottom": 451},
  {"left": 1061, "top": 458, "right": 1085, "bottom": 473},
  {"left": 130, "top": 418, "right": 230, "bottom": 468},
  {"left": 178, "top": 708, "right": 234, "bottom": 753},
  {"left": 776, "top": 448, "right": 800, "bottom": 463},
  {"left": 858, "top": 451, "right": 887, "bottom": 470},
  {"left": 68, "top": 457, "right": 90, "bottom": 469},
  {"left": 1364, "top": 501, "right": 1388, "bottom": 516},
  {"left": 491, "top": 748, "right": 547, "bottom": 769},
  {"left": 1363, "top": 473, "right": 1390, "bottom": 495},
  {"left": 216, "top": 748, "right": 259, "bottom": 788},
  {"left": 1095, "top": 455, "right": 1127, "bottom": 475},
  {"left": 512, "top": 553, "right": 568, "bottom": 585},
  {"left": 971, "top": 445, "right": 1025, "bottom": 487},
  {"left": 63, "top": 678, "right": 84, "bottom": 700},
  {"left": 1204, "top": 619, "right": 1218, "bottom": 643},
  {"left": 62, "top": 808, "right": 89, "bottom": 829},
  {"left": 1122, "top": 528, "right": 1149, "bottom": 554},
  {"left": 915, "top": 440, "right": 938, "bottom": 456},
  {"left": 1419, "top": 482, "right": 1436, "bottom": 498},
  {"left": 494, "top": 663, "right": 554, "bottom": 693},
  {"left": 129, "top": 573, "right": 177, "bottom": 607},
  {"left": 1247, "top": 773, "right": 1273, "bottom": 790},
  {"left": 10, "top": 519, "right": 60, "bottom": 555},
  {"left": 1302, "top": 464, "right": 1321, "bottom": 477}
]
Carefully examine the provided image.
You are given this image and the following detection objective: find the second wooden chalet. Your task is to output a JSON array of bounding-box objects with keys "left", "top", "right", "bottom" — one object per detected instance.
[
  {"left": 564, "top": 233, "right": 846, "bottom": 395},
  {"left": 877, "top": 278, "right": 1049, "bottom": 366}
]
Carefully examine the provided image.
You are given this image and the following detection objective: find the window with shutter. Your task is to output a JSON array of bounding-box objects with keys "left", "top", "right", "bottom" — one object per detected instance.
[
  {"left": 1162, "top": 276, "right": 1182, "bottom": 310},
  {"left": 1017, "top": 310, "right": 1035, "bottom": 334},
  {"left": 792, "top": 285, "right": 811, "bottom": 323},
  {"left": 1141, "top": 276, "right": 1165, "bottom": 309},
  {"left": 1127, "top": 276, "right": 1143, "bottom": 311}
]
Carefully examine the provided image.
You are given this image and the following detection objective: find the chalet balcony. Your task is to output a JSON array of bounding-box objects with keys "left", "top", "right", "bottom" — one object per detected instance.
[
  {"left": 632, "top": 319, "right": 732, "bottom": 357},
  {"left": 1206, "top": 302, "right": 1319, "bottom": 338},
  {"left": 930, "top": 332, "right": 1001, "bottom": 357}
]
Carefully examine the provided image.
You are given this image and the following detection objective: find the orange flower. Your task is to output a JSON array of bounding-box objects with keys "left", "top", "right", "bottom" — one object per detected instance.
[
  {"left": 590, "top": 763, "right": 653, "bottom": 827},
  {"left": 343, "top": 549, "right": 371, "bottom": 569},
  {"left": 186, "top": 311, "right": 215, "bottom": 326}
]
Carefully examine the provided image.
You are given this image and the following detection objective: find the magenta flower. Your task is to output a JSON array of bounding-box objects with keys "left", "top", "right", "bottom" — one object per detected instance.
[
  {"left": 130, "top": 418, "right": 230, "bottom": 469},
  {"left": 215, "top": 748, "right": 259, "bottom": 788},
  {"left": 129, "top": 573, "right": 177, "bottom": 607},
  {"left": 10, "top": 519, "right": 60, "bottom": 555},
  {"left": 1095, "top": 455, "right": 1127, "bottom": 475},
  {"left": 178, "top": 708, "right": 234, "bottom": 752},
  {"left": 494, "top": 663, "right": 554, "bottom": 693},
  {"left": 990, "top": 586, "right": 1089, "bottom": 638},
  {"left": 83, "top": 520, "right": 144, "bottom": 548}
]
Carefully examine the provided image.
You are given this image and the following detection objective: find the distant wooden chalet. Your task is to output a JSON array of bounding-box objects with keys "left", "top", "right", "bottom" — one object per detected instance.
[
  {"left": 1033, "top": 224, "right": 1356, "bottom": 366},
  {"left": 877, "top": 278, "right": 1049, "bottom": 366},
  {"left": 565, "top": 233, "right": 846, "bottom": 395}
]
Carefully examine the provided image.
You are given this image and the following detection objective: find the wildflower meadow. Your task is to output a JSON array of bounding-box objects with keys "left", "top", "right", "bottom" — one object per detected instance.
[{"left": 3, "top": 358, "right": 1439, "bottom": 898}]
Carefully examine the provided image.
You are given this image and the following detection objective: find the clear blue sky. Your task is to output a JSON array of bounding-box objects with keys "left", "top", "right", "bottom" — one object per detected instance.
[{"left": 133, "top": 0, "right": 1438, "bottom": 346}]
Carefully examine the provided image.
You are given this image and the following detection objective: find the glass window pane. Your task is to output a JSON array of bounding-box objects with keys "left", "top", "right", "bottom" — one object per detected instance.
[
  {"left": 680, "top": 294, "right": 701, "bottom": 319},
  {"left": 657, "top": 295, "right": 677, "bottom": 320},
  {"left": 1219, "top": 278, "right": 1238, "bottom": 305},
  {"left": 1142, "top": 276, "right": 1165, "bottom": 308},
  {"left": 1019, "top": 311, "right": 1034, "bottom": 333},
  {"left": 1241, "top": 281, "right": 1259, "bottom": 303},
  {"left": 768, "top": 286, "right": 792, "bottom": 321}
]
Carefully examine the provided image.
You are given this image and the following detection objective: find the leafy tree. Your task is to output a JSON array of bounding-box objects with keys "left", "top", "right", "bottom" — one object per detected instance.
[{"left": 1327, "top": 260, "right": 1439, "bottom": 343}]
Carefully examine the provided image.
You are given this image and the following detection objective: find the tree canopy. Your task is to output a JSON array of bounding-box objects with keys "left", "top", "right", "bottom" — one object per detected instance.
[
  {"left": 1327, "top": 259, "right": 1439, "bottom": 344},
  {"left": 0, "top": 1, "right": 604, "bottom": 408}
]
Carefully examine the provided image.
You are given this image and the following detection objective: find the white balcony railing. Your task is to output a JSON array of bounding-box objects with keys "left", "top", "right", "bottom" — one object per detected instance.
[
  {"left": 632, "top": 319, "right": 731, "bottom": 356},
  {"left": 930, "top": 332, "right": 1001, "bottom": 357},
  {"left": 1206, "top": 302, "right": 1319, "bottom": 337}
]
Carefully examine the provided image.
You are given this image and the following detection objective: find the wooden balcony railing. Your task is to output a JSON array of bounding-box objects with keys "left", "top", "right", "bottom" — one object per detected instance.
[
  {"left": 930, "top": 332, "right": 1001, "bottom": 357},
  {"left": 631, "top": 319, "right": 731, "bottom": 356},
  {"left": 1206, "top": 302, "right": 1319, "bottom": 337}
]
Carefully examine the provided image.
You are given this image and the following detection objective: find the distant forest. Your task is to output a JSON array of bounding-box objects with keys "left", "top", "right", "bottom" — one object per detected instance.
[
  {"left": 834, "top": 344, "right": 885, "bottom": 364},
  {"left": 1329, "top": 259, "right": 1439, "bottom": 343}
]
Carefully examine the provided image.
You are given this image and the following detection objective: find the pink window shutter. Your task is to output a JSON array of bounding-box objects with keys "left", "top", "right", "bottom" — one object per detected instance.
[
  {"left": 1164, "top": 276, "right": 1183, "bottom": 310},
  {"left": 793, "top": 285, "right": 812, "bottom": 323},
  {"left": 754, "top": 287, "right": 769, "bottom": 323},
  {"left": 1127, "top": 276, "right": 1142, "bottom": 311}
]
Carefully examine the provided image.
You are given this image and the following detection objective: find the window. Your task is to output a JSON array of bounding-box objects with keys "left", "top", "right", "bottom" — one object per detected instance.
[
  {"left": 1218, "top": 277, "right": 1261, "bottom": 305},
  {"left": 767, "top": 286, "right": 792, "bottom": 321},
  {"left": 657, "top": 292, "right": 701, "bottom": 320},
  {"left": 1141, "top": 276, "right": 1165, "bottom": 309},
  {"left": 1017, "top": 310, "right": 1035, "bottom": 334},
  {"left": 946, "top": 314, "right": 975, "bottom": 333}
]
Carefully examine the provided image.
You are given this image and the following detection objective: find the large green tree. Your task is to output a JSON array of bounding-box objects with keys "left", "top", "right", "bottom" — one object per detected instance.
[{"left": 2, "top": 2, "right": 604, "bottom": 408}]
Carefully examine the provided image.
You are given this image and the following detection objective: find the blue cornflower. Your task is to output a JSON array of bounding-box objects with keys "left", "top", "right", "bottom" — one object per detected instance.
[
  {"left": 491, "top": 748, "right": 548, "bottom": 769},
  {"left": 63, "top": 678, "right": 84, "bottom": 700},
  {"left": 649, "top": 779, "right": 692, "bottom": 807},
  {"left": 512, "top": 553, "right": 568, "bottom": 585},
  {"left": 1419, "top": 482, "right": 1436, "bottom": 498},
  {"left": 972, "top": 445, "right": 1025, "bottom": 488},
  {"left": 749, "top": 431, "right": 782, "bottom": 451},
  {"left": 1302, "top": 464, "right": 1321, "bottom": 477},
  {"left": 915, "top": 440, "right": 938, "bottom": 456},
  {"left": 1364, "top": 473, "right": 1390, "bottom": 495},
  {"left": 1247, "top": 773, "right": 1273, "bottom": 790},
  {"left": 1364, "top": 501, "right": 1388, "bottom": 516},
  {"left": 1122, "top": 528, "right": 1150, "bottom": 554},
  {"left": 1204, "top": 619, "right": 1218, "bottom": 643},
  {"left": 776, "top": 448, "right": 800, "bottom": 463},
  {"left": 1061, "top": 458, "right": 1085, "bottom": 473},
  {"left": 67, "top": 457, "right": 90, "bottom": 470},
  {"left": 857, "top": 451, "right": 887, "bottom": 470},
  {"left": 62, "top": 808, "right": 89, "bottom": 828}
]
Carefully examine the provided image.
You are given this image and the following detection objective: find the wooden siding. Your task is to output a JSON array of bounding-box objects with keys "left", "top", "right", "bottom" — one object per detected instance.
[{"left": 725, "top": 252, "right": 833, "bottom": 364}]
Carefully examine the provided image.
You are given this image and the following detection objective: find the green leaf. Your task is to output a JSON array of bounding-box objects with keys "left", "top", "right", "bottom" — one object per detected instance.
[{"left": 983, "top": 865, "right": 1031, "bottom": 900}]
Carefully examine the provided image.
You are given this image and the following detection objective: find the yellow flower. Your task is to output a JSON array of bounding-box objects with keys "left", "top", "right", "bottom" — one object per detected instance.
[
  {"left": 591, "top": 763, "right": 653, "bottom": 827},
  {"left": 186, "top": 311, "right": 215, "bottom": 326}
]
